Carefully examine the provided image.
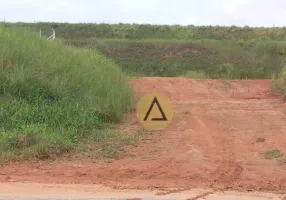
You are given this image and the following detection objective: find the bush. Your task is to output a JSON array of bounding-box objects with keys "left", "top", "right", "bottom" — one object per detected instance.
[
  {"left": 272, "top": 66, "right": 286, "bottom": 99},
  {"left": 0, "top": 25, "right": 133, "bottom": 160}
]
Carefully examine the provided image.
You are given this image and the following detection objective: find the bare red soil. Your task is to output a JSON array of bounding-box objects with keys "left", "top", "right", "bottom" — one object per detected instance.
[{"left": 1, "top": 78, "right": 286, "bottom": 193}]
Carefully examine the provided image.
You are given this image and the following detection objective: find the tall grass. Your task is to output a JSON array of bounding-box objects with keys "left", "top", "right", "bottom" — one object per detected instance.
[
  {"left": 0, "top": 25, "right": 133, "bottom": 160},
  {"left": 272, "top": 66, "right": 286, "bottom": 99}
]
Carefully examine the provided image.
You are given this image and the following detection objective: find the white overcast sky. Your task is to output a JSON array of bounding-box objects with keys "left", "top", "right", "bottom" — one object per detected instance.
[{"left": 0, "top": 0, "right": 286, "bottom": 27}]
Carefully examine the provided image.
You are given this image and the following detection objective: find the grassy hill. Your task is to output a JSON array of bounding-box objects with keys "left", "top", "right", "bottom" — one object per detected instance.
[
  {"left": 4, "top": 22, "right": 286, "bottom": 40},
  {"left": 4, "top": 22, "right": 286, "bottom": 91},
  {"left": 72, "top": 38, "right": 286, "bottom": 79},
  {"left": 0, "top": 24, "right": 134, "bottom": 161}
]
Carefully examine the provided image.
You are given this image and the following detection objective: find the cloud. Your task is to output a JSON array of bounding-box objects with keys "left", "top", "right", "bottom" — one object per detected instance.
[
  {"left": 0, "top": 0, "right": 285, "bottom": 27},
  {"left": 117, "top": 0, "right": 162, "bottom": 10},
  {"left": 214, "top": 0, "right": 250, "bottom": 14}
]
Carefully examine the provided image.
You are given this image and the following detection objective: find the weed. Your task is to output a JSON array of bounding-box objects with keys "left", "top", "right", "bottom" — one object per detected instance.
[
  {"left": 217, "top": 63, "right": 235, "bottom": 79},
  {"left": 182, "top": 70, "right": 207, "bottom": 79},
  {"left": 6, "top": 132, "right": 39, "bottom": 150},
  {"left": 75, "top": 128, "right": 150, "bottom": 159},
  {"left": 264, "top": 149, "right": 281, "bottom": 159},
  {"left": 278, "top": 157, "right": 286, "bottom": 165},
  {"left": 256, "top": 137, "right": 265, "bottom": 143},
  {"left": 271, "top": 66, "right": 286, "bottom": 98}
]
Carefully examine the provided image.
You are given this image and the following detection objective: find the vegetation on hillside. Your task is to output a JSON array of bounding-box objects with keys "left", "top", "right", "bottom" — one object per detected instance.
[
  {"left": 4, "top": 22, "right": 286, "bottom": 40},
  {"left": 0, "top": 25, "right": 134, "bottom": 161},
  {"left": 272, "top": 66, "right": 286, "bottom": 99},
  {"left": 67, "top": 38, "right": 286, "bottom": 79},
  {"left": 5, "top": 22, "right": 286, "bottom": 92}
]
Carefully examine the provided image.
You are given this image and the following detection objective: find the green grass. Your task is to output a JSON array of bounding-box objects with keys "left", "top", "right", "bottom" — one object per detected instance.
[
  {"left": 180, "top": 70, "right": 208, "bottom": 79},
  {"left": 271, "top": 66, "right": 286, "bottom": 98},
  {"left": 76, "top": 128, "right": 153, "bottom": 159},
  {"left": 4, "top": 23, "right": 286, "bottom": 80},
  {"left": 0, "top": 25, "right": 134, "bottom": 161},
  {"left": 5, "top": 22, "right": 286, "bottom": 41},
  {"left": 264, "top": 150, "right": 281, "bottom": 159},
  {"left": 256, "top": 137, "right": 266, "bottom": 143},
  {"left": 73, "top": 38, "right": 286, "bottom": 79}
]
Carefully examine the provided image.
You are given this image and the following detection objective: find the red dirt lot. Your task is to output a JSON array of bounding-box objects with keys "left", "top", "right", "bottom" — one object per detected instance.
[{"left": 1, "top": 78, "right": 286, "bottom": 193}]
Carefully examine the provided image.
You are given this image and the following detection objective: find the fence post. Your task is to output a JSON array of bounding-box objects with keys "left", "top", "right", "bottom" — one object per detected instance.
[
  {"left": 52, "top": 28, "right": 55, "bottom": 40},
  {"left": 41, "top": 29, "right": 56, "bottom": 40}
]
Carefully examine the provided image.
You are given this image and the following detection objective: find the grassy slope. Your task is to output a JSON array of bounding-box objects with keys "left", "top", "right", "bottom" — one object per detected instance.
[
  {"left": 0, "top": 25, "right": 136, "bottom": 161},
  {"left": 7, "top": 22, "right": 286, "bottom": 93},
  {"left": 68, "top": 38, "right": 286, "bottom": 79},
  {"left": 4, "top": 22, "right": 286, "bottom": 79},
  {"left": 5, "top": 22, "right": 286, "bottom": 40}
]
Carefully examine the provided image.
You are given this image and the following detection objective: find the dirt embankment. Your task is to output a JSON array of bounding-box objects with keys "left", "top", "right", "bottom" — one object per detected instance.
[{"left": 1, "top": 78, "right": 286, "bottom": 193}]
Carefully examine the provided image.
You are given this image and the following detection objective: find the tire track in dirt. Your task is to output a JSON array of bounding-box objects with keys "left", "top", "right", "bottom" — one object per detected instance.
[
  {"left": 211, "top": 136, "right": 243, "bottom": 190},
  {"left": 186, "top": 80, "right": 243, "bottom": 190},
  {"left": 207, "top": 80, "right": 243, "bottom": 190}
]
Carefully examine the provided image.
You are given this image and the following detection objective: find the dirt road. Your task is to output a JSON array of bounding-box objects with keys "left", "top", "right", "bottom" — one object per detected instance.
[
  {"left": 0, "top": 182, "right": 284, "bottom": 200},
  {"left": 0, "top": 78, "right": 286, "bottom": 194}
]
